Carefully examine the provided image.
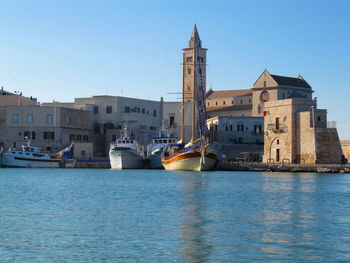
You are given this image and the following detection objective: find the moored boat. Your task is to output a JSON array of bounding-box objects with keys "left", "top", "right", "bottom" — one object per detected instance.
[
  {"left": 161, "top": 25, "right": 217, "bottom": 171},
  {"left": 109, "top": 136, "right": 144, "bottom": 169},
  {"left": 146, "top": 136, "right": 178, "bottom": 169},
  {"left": 162, "top": 140, "right": 216, "bottom": 171},
  {"left": 1, "top": 142, "right": 76, "bottom": 168}
]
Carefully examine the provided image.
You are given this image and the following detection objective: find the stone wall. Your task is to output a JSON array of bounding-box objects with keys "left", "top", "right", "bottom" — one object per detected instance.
[
  {"left": 296, "top": 111, "right": 316, "bottom": 164},
  {"left": 341, "top": 140, "right": 350, "bottom": 160},
  {"left": 315, "top": 128, "right": 343, "bottom": 164}
]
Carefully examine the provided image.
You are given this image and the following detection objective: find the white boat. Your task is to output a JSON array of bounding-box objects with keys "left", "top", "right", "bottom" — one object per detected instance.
[
  {"left": 146, "top": 136, "right": 178, "bottom": 169},
  {"left": 109, "top": 136, "right": 144, "bottom": 169},
  {"left": 1, "top": 142, "right": 76, "bottom": 168}
]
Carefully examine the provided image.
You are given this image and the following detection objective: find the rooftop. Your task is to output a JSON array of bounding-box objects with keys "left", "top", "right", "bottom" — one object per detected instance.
[{"left": 206, "top": 89, "right": 252, "bottom": 99}]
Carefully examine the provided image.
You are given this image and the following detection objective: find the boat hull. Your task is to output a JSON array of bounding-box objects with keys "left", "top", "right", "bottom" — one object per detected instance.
[
  {"left": 1, "top": 153, "right": 75, "bottom": 168},
  {"left": 162, "top": 151, "right": 216, "bottom": 171},
  {"left": 109, "top": 148, "right": 144, "bottom": 169},
  {"left": 147, "top": 149, "right": 164, "bottom": 169}
]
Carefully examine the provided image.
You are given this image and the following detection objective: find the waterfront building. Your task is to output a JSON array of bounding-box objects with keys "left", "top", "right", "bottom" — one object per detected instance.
[
  {"left": 206, "top": 116, "right": 264, "bottom": 160},
  {"left": 44, "top": 95, "right": 163, "bottom": 157},
  {"left": 0, "top": 105, "right": 90, "bottom": 153},
  {"left": 0, "top": 89, "right": 38, "bottom": 106},
  {"left": 263, "top": 98, "right": 343, "bottom": 164},
  {"left": 341, "top": 140, "right": 350, "bottom": 160}
]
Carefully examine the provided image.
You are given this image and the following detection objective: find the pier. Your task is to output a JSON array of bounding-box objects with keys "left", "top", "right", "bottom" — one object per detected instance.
[{"left": 217, "top": 161, "right": 350, "bottom": 173}]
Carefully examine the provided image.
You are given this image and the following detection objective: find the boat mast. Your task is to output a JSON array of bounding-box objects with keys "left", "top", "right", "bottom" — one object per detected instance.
[
  {"left": 191, "top": 27, "right": 197, "bottom": 143},
  {"left": 181, "top": 53, "right": 185, "bottom": 142}
]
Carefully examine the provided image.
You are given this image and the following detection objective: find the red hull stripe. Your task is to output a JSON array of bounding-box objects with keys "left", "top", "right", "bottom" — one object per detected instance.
[{"left": 162, "top": 151, "right": 216, "bottom": 165}]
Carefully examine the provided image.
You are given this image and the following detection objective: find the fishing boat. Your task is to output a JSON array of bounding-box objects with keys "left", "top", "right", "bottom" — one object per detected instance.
[
  {"left": 109, "top": 127, "right": 144, "bottom": 169},
  {"left": 161, "top": 25, "right": 217, "bottom": 171},
  {"left": 1, "top": 141, "right": 76, "bottom": 168},
  {"left": 146, "top": 136, "right": 178, "bottom": 169}
]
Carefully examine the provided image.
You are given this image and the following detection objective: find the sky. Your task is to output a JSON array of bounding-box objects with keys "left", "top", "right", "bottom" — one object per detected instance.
[{"left": 0, "top": 0, "right": 349, "bottom": 139}]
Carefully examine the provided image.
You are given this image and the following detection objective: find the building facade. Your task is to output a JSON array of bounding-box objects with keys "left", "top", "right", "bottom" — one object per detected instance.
[
  {"left": 263, "top": 98, "right": 343, "bottom": 164},
  {"left": 0, "top": 105, "right": 90, "bottom": 153},
  {"left": 207, "top": 116, "right": 264, "bottom": 160}
]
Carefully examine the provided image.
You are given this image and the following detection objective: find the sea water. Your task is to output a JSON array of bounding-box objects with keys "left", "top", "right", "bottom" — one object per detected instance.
[{"left": 1, "top": 169, "right": 350, "bottom": 262}]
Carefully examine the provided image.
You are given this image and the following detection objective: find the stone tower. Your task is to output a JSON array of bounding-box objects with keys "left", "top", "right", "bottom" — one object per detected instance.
[{"left": 182, "top": 25, "right": 207, "bottom": 101}]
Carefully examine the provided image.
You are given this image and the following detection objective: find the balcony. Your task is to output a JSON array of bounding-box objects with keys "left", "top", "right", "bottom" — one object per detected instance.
[{"left": 267, "top": 123, "right": 288, "bottom": 134}]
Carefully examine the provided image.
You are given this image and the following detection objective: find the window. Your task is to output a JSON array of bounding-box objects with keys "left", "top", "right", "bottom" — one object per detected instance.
[
  {"left": 32, "top": 131, "right": 36, "bottom": 139},
  {"left": 258, "top": 104, "right": 263, "bottom": 114},
  {"left": 83, "top": 135, "right": 88, "bottom": 142},
  {"left": 11, "top": 113, "right": 18, "bottom": 123},
  {"left": 249, "top": 99, "right": 251, "bottom": 103},
  {"left": 230, "top": 125, "right": 233, "bottom": 131},
  {"left": 223, "top": 101, "right": 225, "bottom": 105},
  {"left": 69, "top": 134, "right": 75, "bottom": 141},
  {"left": 81, "top": 150, "right": 86, "bottom": 156},
  {"left": 275, "top": 117, "right": 280, "bottom": 130},
  {"left": 66, "top": 116, "right": 73, "bottom": 125},
  {"left": 216, "top": 102, "right": 218, "bottom": 106},
  {"left": 43, "top": 132, "right": 55, "bottom": 140},
  {"left": 27, "top": 114, "right": 33, "bottom": 124},
  {"left": 24, "top": 131, "right": 30, "bottom": 139},
  {"left": 106, "top": 106, "right": 112, "bottom": 114},
  {"left": 112, "top": 135, "right": 116, "bottom": 141},
  {"left": 187, "top": 68, "right": 191, "bottom": 75},
  {"left": 153, "top": 110, "right": 157, "bottom": 117},
  {"left": 142, "top": 108, "right": 145, "bottom": 114},
  {"left": 231, "top": 100, "right": 234, "bottom": 105},
  {"left": 237, "top": 124, "right": 244, "bottom": 132},
  {"left": 124, "top": 106, "right": 130, "bottom": 113},
  {"left": 199, "top": 57, "right": 204, "bottom": 63},
  {"left": 254, "top": 125, "right": 262, "bottom": 134},
  {"left": 240, "top": 99, "right": 243, "bottom": 104},
  {"left": 169, "top": 116, "right": 175, "bottom": 126},
  {"left": 186, "top": 57, "right": 192, "bottom": 63},
  {"left": 76, "top": 135, "right": 82, "bottom": 141},
  {"left": 47, "top": 114, "right": 53, "bottom": 124},
  {"left": 94, "top": 106, "right": 99, "bottom": 114},
  {"left": 207, "top": 102, "right": 209, "bottom": 106}
]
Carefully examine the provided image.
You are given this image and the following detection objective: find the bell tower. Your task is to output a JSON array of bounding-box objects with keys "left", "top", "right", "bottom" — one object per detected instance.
[{"left": 182, "top": 25, "right": 207, "bottom": 101}]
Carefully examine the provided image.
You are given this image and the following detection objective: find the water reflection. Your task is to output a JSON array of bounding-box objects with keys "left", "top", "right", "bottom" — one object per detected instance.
[
  {"left": 177, "top": 172, "right": 211, "bottom": 263},
  {"left": 258, "top": 173, "right": 320, "bottom": 260}
]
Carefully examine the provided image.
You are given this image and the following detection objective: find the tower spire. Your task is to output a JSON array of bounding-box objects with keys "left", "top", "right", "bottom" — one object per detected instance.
[{"left": 189, "top": 24, "right": 201, "bottom": 48}]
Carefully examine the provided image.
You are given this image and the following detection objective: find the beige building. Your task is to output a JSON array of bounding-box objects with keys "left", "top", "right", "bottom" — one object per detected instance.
[
  {"left": 263, "top": 98, "right": 343, "bottom": 164},
  {"left": 0, "top": 105, "right": 90, "bottom": 153},
  {"left": 0, "top": 89, "right": 38, "bottom": 106},
  {"left": 341, "top": 140, "right": 350, "bottom": 160},
  {"left": 73, "top": 142, "right": 93, "bottom": 160},
  {"left": 44, "top": 95, "right": 163, "bottom": 156}
]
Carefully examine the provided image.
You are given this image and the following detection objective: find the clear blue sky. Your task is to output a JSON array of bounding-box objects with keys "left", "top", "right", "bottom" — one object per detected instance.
[{"left": 0, "top": 0, "right": 349, "bottom": 139}]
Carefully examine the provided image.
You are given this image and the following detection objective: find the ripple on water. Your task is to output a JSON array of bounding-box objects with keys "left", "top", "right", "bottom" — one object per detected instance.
[{"left": 0, "top": 169, "right": 350, "bottom": 262}]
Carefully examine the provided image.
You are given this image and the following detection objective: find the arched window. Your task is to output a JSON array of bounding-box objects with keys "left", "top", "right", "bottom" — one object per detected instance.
[{"left": 258, "top": 103, "right": 263, "bottom": 114}]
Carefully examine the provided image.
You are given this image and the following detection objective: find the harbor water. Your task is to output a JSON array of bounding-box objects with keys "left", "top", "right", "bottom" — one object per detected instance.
[{"left": 1, "top": 169, "right": 350, "bottom": 262}]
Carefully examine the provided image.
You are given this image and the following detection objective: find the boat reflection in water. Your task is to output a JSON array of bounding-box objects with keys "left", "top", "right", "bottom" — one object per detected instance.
[{"left": 178, "top": 172, "right": 212, "bottom": 263}]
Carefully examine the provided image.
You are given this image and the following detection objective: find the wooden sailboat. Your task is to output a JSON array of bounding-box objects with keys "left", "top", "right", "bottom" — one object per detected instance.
[{"left": 161, "top": 25, "right": 217, "bottom": 171}]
